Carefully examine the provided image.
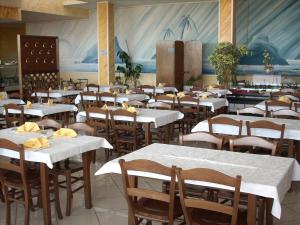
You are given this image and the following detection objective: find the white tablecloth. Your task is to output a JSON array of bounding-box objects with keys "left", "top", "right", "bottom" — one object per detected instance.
[
  {"left": 32, "top": 90, "right": 81, "bottom": 98},
  {"left": 74, "top": 94, "right": 150, "bottom": 105},
  {"left": 3, "top": 103, "right": 78, "bottom": 117},
  {"left": 83, "top": 85, "right": 127, "bottom": 93},
  {"left": 192, "top": 114, "right": 300, "bottom": 140},
  {"left": 96, "top": 143, "right": 300, "bottom": 219},
  {"left": 149, "top": 97, "right": 228, "bottom": 112},
  {"left": 142, "top": 87, "right": 178, "bottom": 94},
  {"left": 76, "top": 107, "right": 184, "bottom": 128},
  {"left": 0, "top": 128, "right": 113, "bottom": 169},
  {"left": 207, "top": 88, "right": 232, "bottom": 96}
]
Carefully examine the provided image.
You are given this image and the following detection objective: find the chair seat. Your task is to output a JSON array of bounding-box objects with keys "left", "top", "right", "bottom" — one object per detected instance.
[
  {"left": 191, "top": 208, "right": 247, "bottom": 225},
  {"left": 3, "top": 170, "right": 40, "bottom": 188},
  {"left": 134, "top": 197, "right": 182, "bottom": 222}
]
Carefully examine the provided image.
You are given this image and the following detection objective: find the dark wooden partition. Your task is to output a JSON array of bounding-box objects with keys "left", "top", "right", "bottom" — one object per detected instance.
[{"left": 17, "top": 35, "right": 59, "bottom": 99}]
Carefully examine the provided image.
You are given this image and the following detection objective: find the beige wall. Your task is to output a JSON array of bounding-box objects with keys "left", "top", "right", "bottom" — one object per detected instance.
[{"left": 0, "top": 23, "right": 25, "bottom": 62}]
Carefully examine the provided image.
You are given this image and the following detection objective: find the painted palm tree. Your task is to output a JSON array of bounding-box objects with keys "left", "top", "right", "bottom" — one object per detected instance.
[
  {"left": 179, "top": 15, "right": 198, "bottom": 40},
  {"left": 163, "top": 28, "right": 175, "bottom": 40}
]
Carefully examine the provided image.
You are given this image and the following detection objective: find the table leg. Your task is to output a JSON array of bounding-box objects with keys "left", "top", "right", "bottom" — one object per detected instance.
[
  {"left": 40, "top": 163, "right": 52, "bottom": 225},
  {"left": 63, "top": 111, "right": 70, "bottom": 126},
  {"left": 247, "top": 194, "right": 256, "bottom": 225},
  {"left": 266, "top": 198, "right": 274, "bottom": 225},
  {"left": 144, "top": 123, "right": 152, "bottom": 146},
  {"left": 82, "top": 152, "right": 92, "bottom": 209}
]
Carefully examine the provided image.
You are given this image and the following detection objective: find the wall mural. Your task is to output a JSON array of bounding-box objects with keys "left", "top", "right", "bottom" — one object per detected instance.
[
  {"left": 115, "top": 2, "right": 219, "bottom": 74},
  {"left": 236, "top": 0, "right": 300, "bottom": 75},
  {"left": 26, "top": 10, "right": 98, "bottom": 72}
]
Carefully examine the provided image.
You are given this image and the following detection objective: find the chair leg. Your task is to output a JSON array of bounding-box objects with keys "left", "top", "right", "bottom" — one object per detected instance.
[
  {"left": 24, "top": 201, "right": 30, "bottom": 225},
  {"left": 66, "top": 172, "right": 72, "bottom": 216},
  {"left": 53, "top": 175, "right": 63, "bottom": 219},
  {"left": 5, "top": 198, "right": 10, "bottom": 225}
]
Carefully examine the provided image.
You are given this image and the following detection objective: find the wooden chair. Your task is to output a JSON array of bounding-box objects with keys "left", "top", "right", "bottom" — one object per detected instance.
[
  {"left": 100, "top": 92, "right": 117, "bottom": 106},
  {"left": 51, "top": 123, "right": 95, "bottom": 216},
  {"left": 230, "top": 136, "right": 278, "bottom": 156},
  {"left": 86, "top": 107, "right": 111, "bottom": 161},
  {"left": 139, "top": 85, "right": 155, "bottom": 97},
  {"left": 80, "top": 92, "right": 100, "bottom": 110},
  {"left": 147, "top": 102, "right": 173, "bottom": 143},
  {"left": 271, "top": 109, "right": 300, "bottom": 120},
  {"left": 4, "top": 104, "right": 25, "bottom": 128},
  {"left": 127, "top": 100, "right": 145, "bottom": 108},
  {"left": 176, "top": 167, "right": 246, "bottom": 225},
  {"left": 237, "top": 107, "right": 266, "bottom": 117},
  {"left": 178, "top": 96, "right": 203, "bottom": 133},
  {"left": 119, "top": 159, "right": 182, "bottom": 225},
  {"left": 155, "top": 95, "right": 175, "bottom": 109},
  {"left": 208, "top": 117, "right": 242, "bottom": 146},
  {"left": 246, "top": 120, "right": 285, "bottom": 155},
  {"left": 110, "top": 109, "right": 144, "bottom": 155},
  {"left": 34, "top": 88, "right": 50, "bottom": 103},
  {"left": 179, "top": 132, "right": 224, "bottom": 150},
  {"left": 270, "top": 91, "right": 292, "bottom": 100},
  {"left": 0, "top": 138, "right": 62, "bottom": 225},
  {"left": 265, "top": 100, "right": 292, "bottom": 115},
  {"left": 86, "top": 83, "right": 100, "bottom": 92},
  {"left": 294, "top": 102, "right": 300, "bottom": 112}
]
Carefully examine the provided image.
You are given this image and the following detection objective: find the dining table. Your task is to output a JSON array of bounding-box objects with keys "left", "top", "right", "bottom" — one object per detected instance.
[
  {"left": 0, "top": 98, "right": 25, "bottom": 114},
  {"left": 191, "top": 113, "right": 300, "bottom": 162},
  {"left": 76, "top": 107, "right": 184, "bottom": 145},
  {"left": 74, "top": 93, "right": 150, "bottom": 105},
  {"left": 96, "top": 143, "right": 300, "bottom": 225},
  {"left": 0, "top": 128, "right": 113, "bottom": 225},
  {"left": 2, "top": 103, "right": 78, "bottom": 125},
  {"left": 142, "top": 86, "right": 178, "bottom": 94},
  {"left": 32, "top": 89, "right": 81, "bottom": 98}
]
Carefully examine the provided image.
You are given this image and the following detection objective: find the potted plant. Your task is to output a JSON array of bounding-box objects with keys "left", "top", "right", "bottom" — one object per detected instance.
[
  {"left": 263, "top": 49, "right": 273, "bottom": 74},
  {"left": 209, "top": 42, "right": 248, "bottom": 88},
  {"left": 116, "top": 51, "right": 142, "bottom": 89}
]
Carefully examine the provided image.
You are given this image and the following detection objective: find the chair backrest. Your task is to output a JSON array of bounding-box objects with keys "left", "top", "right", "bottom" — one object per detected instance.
[
  {"left": 36, "top": 119, "right": 62, "bottom": 130},
  {"left": 139, "top": 85, "right": 155, "bottom": 93},
  {"left": 86, "top": 107, "right": 110, "bottom": 137},
  {"left": 176, "top": 167, "right": 241, "bottom": 225},
  {"left": 230, "top": 136, "right": 278, "bottom": 156},
  {"left": 110, "top": 109, "right": 137, "bottom": 133},
  {"left": 100, "top": 92, "right": 117, "bottom": 106},
  {"left": 4, "top": 104, "right": 25, "bottom": 127},
  {"left": 155, "top": 95, "right": 175, "bottom": 109},
  {"left": 270, "top": 91, "right": 292, "bottom": 100},
  {"left": 80, "top": 92, "right": 100, "bottom": 110},
  {"left": 271, "top": 109, "right": 300, "bottom": 120},
  {"left": 34, "top": 88, "right": 49, "bottom": 98},
  {"left": 68, "top": 122, "right": 95, "bottom": 136},
  {"left": 246, "top": 120, "right": 285, "bottom": 141},
  {"left": 147, "top": 101, "right": 172, "bottom": 110},
  {"left": 54, "top": 97, "right": 72, "bottom": 104},
  {"left": 237, "top": 107, "right": 266, "bottom": 117},
  {"left": 127, "top": 100, "right": 145, "bottom": 108},
  {"left": 86, "top": 83, "right": 100, "bottom": 92},
  {"left": 178, "top": 96, "right": 200, "bottom": 113},
  {"left": 119, "top": 159, "right": 177, "bottom": 225},
  {"left": 179, "top": 132, "right": 224, "bottom": 150},
  {"left": 265, "top": 100, "right": 292, "bottom": 112},
  {"left": 0, "top": 139, "right": 30, "bottom": 198},
  {"left": 208, "top": 117, "right": 242, "bottom": 136}
]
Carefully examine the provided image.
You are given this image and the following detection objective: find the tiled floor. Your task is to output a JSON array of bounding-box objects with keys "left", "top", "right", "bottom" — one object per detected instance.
[{"left": 0, "top": 151, "right": 300, "bottom": 225}]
